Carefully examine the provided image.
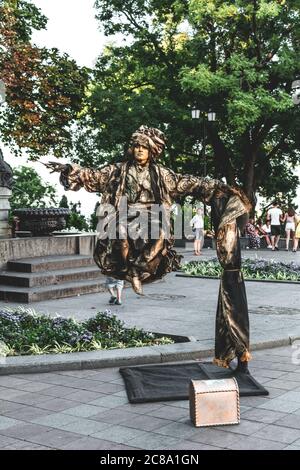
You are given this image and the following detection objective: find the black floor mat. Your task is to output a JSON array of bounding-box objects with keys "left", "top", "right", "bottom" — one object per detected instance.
[{"left": 119, "top": 361, "right": 269, "bottom": 404}]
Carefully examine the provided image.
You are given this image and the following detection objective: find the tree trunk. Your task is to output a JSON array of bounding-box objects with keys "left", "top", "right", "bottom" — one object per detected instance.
[
  {"left": 168, "top": 148, "right": 177, "bottom": 172},
  {"left": 207, "top": 125, "right": 236, "bottom": 185},
  {"left": 243, "top": 152, "right": 257, "bottom": 214}
]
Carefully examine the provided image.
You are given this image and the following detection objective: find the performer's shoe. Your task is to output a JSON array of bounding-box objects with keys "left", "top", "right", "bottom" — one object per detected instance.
[
  {"left": 132, "top": 276, "right": 143, "bottom": 295},
  {"left": 109, "top": 296, "right": 117, "bottom": 304},
  {"left": 114, "top": 299, "right": 122, "bottom": 305}
]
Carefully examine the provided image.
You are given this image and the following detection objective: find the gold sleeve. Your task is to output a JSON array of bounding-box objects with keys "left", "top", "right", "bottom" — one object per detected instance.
[
  {"left": 60, "top": 164, "right": 116, "bottom": 193},
  {"left": 162, "top": 167, "right": 228, "bottom": 202},
  {"left": 161, "top": 167, "right": 252, "bottom": 222}
]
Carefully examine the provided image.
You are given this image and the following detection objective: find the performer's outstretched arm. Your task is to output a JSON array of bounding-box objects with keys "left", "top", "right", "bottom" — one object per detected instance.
[
  {"left": 45, "top": 161, "right": 117, "bottom": 193},
  {"left": 164, "top": 167, "right": 251, "bottom": 222}
]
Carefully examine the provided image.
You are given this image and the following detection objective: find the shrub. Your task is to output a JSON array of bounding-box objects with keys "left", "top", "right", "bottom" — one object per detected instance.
[
  {"left": 0, "top": 308, "right": 173, "bottom": 356},
  {"left": 182, "top": 258, "right": 300, "bottom": 282}
]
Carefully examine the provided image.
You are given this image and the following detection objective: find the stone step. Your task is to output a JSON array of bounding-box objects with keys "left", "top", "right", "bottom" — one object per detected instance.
[
  {"left": 0, "top": 266, "right": 104, "bottom": 288},
  {"left": 6, "top": 255, "right": 96, "bottom": 273},
  {"left": 0, "top": 278, "right": 108, "bottom": 303}
]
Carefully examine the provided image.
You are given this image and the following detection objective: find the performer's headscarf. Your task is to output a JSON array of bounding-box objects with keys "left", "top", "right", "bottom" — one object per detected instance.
[{"left": 128, "top": 125, "right": 167, "bottom": 159}]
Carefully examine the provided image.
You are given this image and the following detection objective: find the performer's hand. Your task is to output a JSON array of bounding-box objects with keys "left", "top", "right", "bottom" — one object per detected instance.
[{"left": 44, "top": 161, "right": 69, "bottom": 173}]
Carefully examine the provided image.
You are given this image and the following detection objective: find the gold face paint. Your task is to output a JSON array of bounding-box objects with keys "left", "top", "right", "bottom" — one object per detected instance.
[{"left": 133, "top": 144, "right": 149, "bottom": 166}]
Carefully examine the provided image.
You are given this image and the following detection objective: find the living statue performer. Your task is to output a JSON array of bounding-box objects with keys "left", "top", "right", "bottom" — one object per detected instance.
[{"left": 46, "top": 125, "right": 252, "bottom": 373}]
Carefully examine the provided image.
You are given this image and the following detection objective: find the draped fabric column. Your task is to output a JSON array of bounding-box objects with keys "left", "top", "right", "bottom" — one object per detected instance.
[{"left": 211, "top": 195, "right": 251, "bottom": 368}]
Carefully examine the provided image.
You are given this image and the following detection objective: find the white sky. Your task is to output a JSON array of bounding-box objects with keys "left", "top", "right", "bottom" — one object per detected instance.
[
  {"left": 3, "top": 0, "right": 300, "bottom": 213},
  {"left": 31, "top": 0, "right": 106, "bottom": 68}
]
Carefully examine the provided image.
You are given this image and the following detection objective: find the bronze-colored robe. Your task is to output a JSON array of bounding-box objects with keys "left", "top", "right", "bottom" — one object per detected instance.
[{"left": 59, "top": 160, "right": 252, "bottom": 367}]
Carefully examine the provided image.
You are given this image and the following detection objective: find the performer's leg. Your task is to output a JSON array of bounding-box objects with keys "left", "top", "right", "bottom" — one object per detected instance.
[
  {"left": 145, "top": 231, "right": 164, "bottom": 261},
  {"left": 131, "top": 275, "right": 143, "bottom": 294},
  {"left": 133, "top": 228, "right": 165, "bottom": 268}
]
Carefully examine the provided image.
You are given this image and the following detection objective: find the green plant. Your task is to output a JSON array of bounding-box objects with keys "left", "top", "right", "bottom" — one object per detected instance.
[
  {"left": 10, "top": 166, "right": 58, "bottom": 211},
  {"left": 182, "top": 258, "right": 300, "bottom": 282},
  {"left": 0, "top": 308, "right": 173, "bottom": 357}
]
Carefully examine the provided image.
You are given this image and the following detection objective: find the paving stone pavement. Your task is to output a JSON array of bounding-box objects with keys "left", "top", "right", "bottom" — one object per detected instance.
[
  {"left": 0, "top": 247, "right": 299, "bottom": 450},
  {"left": 0, "top": 345, "right": 300, "bottom": 450}
]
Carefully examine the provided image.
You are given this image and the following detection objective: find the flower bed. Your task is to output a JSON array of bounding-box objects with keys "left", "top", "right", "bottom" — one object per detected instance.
[
  {"left": 181, "top": 258, "right": 300, "bottom": 282},
  {"left": 0, "top": 308, "right": 173, "bottom": 357}
]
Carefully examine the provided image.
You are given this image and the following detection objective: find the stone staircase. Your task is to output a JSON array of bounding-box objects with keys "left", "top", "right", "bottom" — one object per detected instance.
[{"left": 0, "top": 255, "right": 107, "bottom": 303}]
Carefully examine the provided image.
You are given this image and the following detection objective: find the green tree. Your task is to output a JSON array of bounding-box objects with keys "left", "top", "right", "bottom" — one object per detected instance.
[
  {"left": 68, "top": 202, "right": 90, "bottom": 232},
  {"left": 58, "top": 196, "right": 90, "bottom": 232},
  {"left": 75, "top": 0, "right": 300, "bottom": 207},
  {"left": 89, "top": 201, "right": 100, "bottom": 231},
  {"left": 0, "top": 0, "right": 89, "bottom": 159},
  {"left": 180, "top": 0, "right": 300, "bottom": 206},
  {"left": 10, "top": 165, "right": 58, "bottom": 210},
  {"left": 59, "top": 195, "right": 69, "bottom": 209}
]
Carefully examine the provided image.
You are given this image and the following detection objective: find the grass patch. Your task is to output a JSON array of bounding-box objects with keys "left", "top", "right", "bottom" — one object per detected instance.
[
  {"left": 181, "top": 258, "right": 300, "bottom": 282},
  {"left": 0, "top": 308, "right": 173, "bottom": 357}
]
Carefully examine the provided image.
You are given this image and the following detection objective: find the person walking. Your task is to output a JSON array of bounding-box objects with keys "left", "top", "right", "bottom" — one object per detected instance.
[
  {"left": 282, "top": 207, "right": 296, "bottom": 251},
  {"left": 267, "top": 201, "right": 283, "bottom": 251},
  {"left": 190, "top": 207, "right": 204, "bottom": 255},
  {"left": 106, "top": 277, "right": 124, "bottom": 305}
]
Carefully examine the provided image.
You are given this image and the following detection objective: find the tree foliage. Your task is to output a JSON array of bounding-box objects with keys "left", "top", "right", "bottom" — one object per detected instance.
[
  {"left": 180, "top": 0, "right": 300, "bottom": 204},
  {"left": 90, "top": 201, "right": 100, "bottom": 231},
  {"left": 0, "top": 0, "right": 89, "bottom": 159},
  {"left": 73, "top": 0, "right": 300, "bottom": 206},
  {"left": 10, "top": 165, "right": 58, "bottom": 210},
  {"left": 59, "top": 195, "right": 90, "bottom": 231}
]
